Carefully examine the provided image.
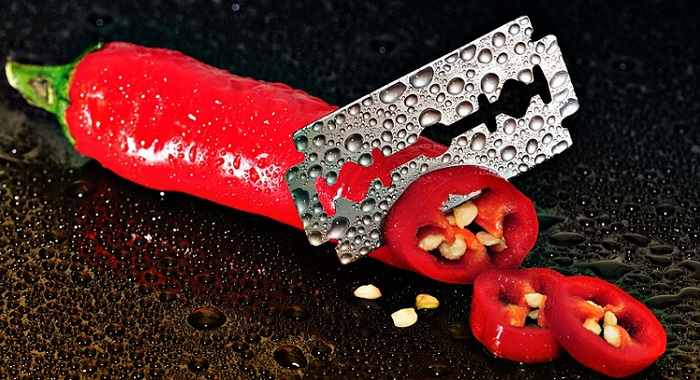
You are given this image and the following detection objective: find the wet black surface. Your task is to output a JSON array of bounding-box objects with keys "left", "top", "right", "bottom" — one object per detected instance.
[{"left": 1, "top": 1, "right": 699, "bottom": 379}]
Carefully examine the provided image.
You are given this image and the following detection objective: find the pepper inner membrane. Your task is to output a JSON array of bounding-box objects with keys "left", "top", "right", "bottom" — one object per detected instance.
[
  {"left": 580, "top": 299, "right": 633, "bottom": 348},
  {"left": 416, "top": 190, "right": 507, "bottom": 262}
]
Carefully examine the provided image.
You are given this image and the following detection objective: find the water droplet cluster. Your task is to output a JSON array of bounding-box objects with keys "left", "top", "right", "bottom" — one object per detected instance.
[{"left": 286, "top": 16, "right": 579, "bottom": 262}]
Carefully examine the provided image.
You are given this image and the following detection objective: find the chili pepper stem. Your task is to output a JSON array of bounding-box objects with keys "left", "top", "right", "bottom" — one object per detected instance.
[{"left": 5, "top": 45, "right": 101, "bottom": 145}]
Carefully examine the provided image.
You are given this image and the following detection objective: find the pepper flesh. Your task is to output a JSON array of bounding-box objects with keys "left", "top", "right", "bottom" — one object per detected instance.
[
  {"left": 470, "top": 268, "right": 565, "bottom": 363},
  {"left": 372, "top": 166, "right": 538, "bottom": 284},
  {"left": 544, "top": 276, "right": 667, "bottom": 378},
  {"left": 6, "top": 42, "right": 336, "bottom": 229}
]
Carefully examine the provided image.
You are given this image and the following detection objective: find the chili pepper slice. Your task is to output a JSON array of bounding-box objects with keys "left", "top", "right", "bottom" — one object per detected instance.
[
  {"left": 372, "top": 165, "right": 538, "bottom": 284},
  {"left": 5, "top": 42, "right": 336, "bottom": 229},
  {"left": 543, "top": 275, "right": 666, "bottom": 378},
  {"left": 469, "top": 268, "right": 565, "bottom": 363}
]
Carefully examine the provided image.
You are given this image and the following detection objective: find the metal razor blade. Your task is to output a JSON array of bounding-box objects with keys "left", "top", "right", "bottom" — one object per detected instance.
[{"left": 285, "top": 16, "right": 579, "bottom": 264}]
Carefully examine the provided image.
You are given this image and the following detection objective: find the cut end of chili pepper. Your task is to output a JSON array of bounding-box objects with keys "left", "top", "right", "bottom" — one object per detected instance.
[{"left": 374, "top": 166, "right": 538, "bottom": 284}]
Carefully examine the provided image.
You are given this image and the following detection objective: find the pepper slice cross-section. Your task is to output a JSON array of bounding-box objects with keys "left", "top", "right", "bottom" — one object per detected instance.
[
  {"left": 543, "top": 276, "right": 667, "bottom": 378},
  {"left": 371, "top": 165, "right": 538, "bottom": 284},
  {"left": 470, "top": 268, "right": 565, "bottom": 363}
]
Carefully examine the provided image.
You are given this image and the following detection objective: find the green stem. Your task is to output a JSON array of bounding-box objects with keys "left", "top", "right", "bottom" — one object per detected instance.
[{"left": 5, "top": 44, "right": 101, "bottom": 145}]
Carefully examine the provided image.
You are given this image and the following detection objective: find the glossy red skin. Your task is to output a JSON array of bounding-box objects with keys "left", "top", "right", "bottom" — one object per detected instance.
[
  {"left": 374, "top": 166, "right": 539, "bottom": 284},
  {"left": 469, "top": 268, "right": 565, "bottom": 363},
  {"left": 66, "top": 42, "right": 336, "bottom": 228},
  {"left": 544, "top": 276, "right": 667, "bottom": 378}
]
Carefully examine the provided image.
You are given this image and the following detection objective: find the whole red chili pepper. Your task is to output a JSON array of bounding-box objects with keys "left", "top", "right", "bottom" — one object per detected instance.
[
  {"left": 6, "top": 42, "right": 538, "bottom": 284},
  {"left": 543, "top": 275, "right": 666, "bottom": 378},
  {"left": 6, "top": 42, "right": 336, "bottom": 229},
  {"left": 469, "top": 268, "right": 565, "bottom": 363},
  {"left": 372, "top": 166, "right": 539, "bottom": 284}
]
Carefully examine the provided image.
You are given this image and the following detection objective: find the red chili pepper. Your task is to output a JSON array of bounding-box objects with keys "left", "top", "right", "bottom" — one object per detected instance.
[
  {"left": 543, "top": 276, "right": 666, "bottom": 378},
  {"left": 372, "top": 166, "right": 539, "bottom": 284},
  {"left": 6, "top": 42, "right": 336, "bottom": 229},
  {"left": 469, "top": 268, "right": 565, "bottom": 363},
  {"left": 7, "top": 42, "right": 538, "bottom": 284}
]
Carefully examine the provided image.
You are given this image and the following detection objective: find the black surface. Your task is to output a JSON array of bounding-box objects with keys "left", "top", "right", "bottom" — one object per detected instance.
[{"left": 1, "top": 1, "right": 699, "bottom": 379}]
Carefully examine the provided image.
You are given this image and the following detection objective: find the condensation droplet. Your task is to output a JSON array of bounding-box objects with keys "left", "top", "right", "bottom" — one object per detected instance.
[
  {"left": 404, "top": 94, "right": 418, "bottom": 107},
  {"left": 481, "top": 73, "right": 499, "bottom": 93},
  {"left": 477, "top": 49, "right": 493, "bottom": 63},
  {"left": 456, "top": 101, "right": 474, "bottom": 117},
  {"left": 419, "top": 109, "right": 442, "bottom": 127},
  {"left": 552, "top": 140, "right": 569, "bottom": 154},
  {"left": 500, "top": 146, "right": 516, "bottom": 161},
  {"left": 526, "top": 139, "right": 538, "bottom": 154},
  {"left": 324, "top": 148, "right": 340, "bottom": 163},
  {"left": 529, "top": 116, "right": 544, "bottom": 131},
  {"left": 508, "top": 23, "right": 520, "bottom": 35},
  {"left": 345, "top": 134, "right": 363, "bottom": 153},
  {"left": 460, "top": 44, "right": 476, "bottom": 61},
  {"left": 291, "top": 188, "right": 309, "bottom": 214},
  {"left": 447, "top": 78, "right": 466, "bottom": 95},
  {"left": 186, "top": 307, "right": 226, "bottom": 330},
  {"left": 470, "top": 133, "right": 486, "bottom": 151},
  {"left": 514, "top": 42, "right": 526, "bottom": 55},
  {"left": 517, "top": 69, "right": 533, "bottom": 84},
  {"left": 503, "top": 119, "right": 516, "bottom": 135},
  {"left": 492, "top": 32, "right": 506, "bottom": 47},
  {"left": 549, "top": 71, "right": 569, "bottom": 89},
  {"left": 379, "top": 82, "right": 407, "bottom": 104},
  {"left": 409, "top": 67, "right": 434, "bottom": 88},
  {"left": 273, "top": 345, "right": 308, "bottom": 369},
  {"left": 560, "top": 98, "right": 580, "bottom": 118}
]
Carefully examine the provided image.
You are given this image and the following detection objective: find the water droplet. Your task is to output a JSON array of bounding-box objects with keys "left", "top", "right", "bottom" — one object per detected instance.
[
  {"left": 560, "top": 98, "right": 580, "bottom": 118},
  {"left": 65, "top": 180, "right": 95, "bottom": 198},
  {"left": 419, "top": 109, "right": 442, "bottom": 127},
  {"left": 481, "top": 73, "right": 499, "bottom": 93},
  {"left": 188, "top": 357, "right": 210, "bottom": 372},
  {"left": 328, "top": 217, "right": 350, "bottom": 240},
  {"left": 548, "top": 232, "right": 586, "bottom": 246},
  {"left": 517, "top": 69, "right": 533, "bottom": 83},
  {"left": 477, "top": 49, "right": 493, "bottom": 63},
  {"left": 186, "top": 307, "right": 226, "bottom": 330},
  {"left": 470, "top": 133, "right": 486, "bottom": 151},
  {"left": 409, "top": 67, "right": 434, "bottom": 88},
  {"left": 291, "top": 188, "right": 309, "bottom": 214},
  {"left": 500, "top": 146, "right": 516, "bottom": 161},
  {"left": 283, "top": 305, "right": 310, "bottom": 321},
  {"left": 358, "top": 153, "right": 373, "bottom": 167},
  {"left": 404, "top": 94, "right": 418, "bottom": 107},
  {"left": 460, "top": 44, "right": 476, "bottom": 61},
  {"left": 529, "top": 116, "right": 544, "bottom": 131},
  {"left": 492, "top": 32, "right": 506, "bottom": 47},
  {"left": 503, "top": 119, "right": 516, "bottom": 135},
  {"left": 526, "top": 139, "right": 538, "bottom": 154},
  {"left": 552, "top": 140, "right": 569, "bottom": 154},
  {"left": 273, "top": 345, "right": 308, "bottom": 369},
  {"left": 508, "top": 23, "right": 520, "bottom": 35},
  {"left": 447, "top": 78, "right": 465, "bottom": 95},
  {"left": 456, "top": 101, "right": 474, "bottom": 117},
  {"left": 514, "top": 42, "right": 526, "bottom": 55},
  {"left": 379, "top": 82, "right": 407, "bottom": 104},
  {"left": 308, "top": 231, "right": 324, "bottom": 246},
  {"left": 345, "top": 134, "right": 363, "bottom": 153},
  {"left": 549, "top": 71, "right": 569, "bottom": 89},
  {"left": 324, "top": 148, "right": 340, "bottom": 163}
]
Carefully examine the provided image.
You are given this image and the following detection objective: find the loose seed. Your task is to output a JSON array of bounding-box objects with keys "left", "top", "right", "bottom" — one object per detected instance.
[
  {"left": 353, "top": 284, "right": 382, "bottom": 300},
  {"left": 415, "top": 294, "right": 439, "bottom": 309},
  {"left": 391, "top": 308, "right": 418, "bottom": 328},
  {"left": 603, "top": 311, "right": 617, "bottom": 327}
]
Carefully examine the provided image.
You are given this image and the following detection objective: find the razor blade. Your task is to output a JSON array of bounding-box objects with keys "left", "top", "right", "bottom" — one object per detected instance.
[{"left": 285, "top": 16, "right": 579, "bottom": 264}]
